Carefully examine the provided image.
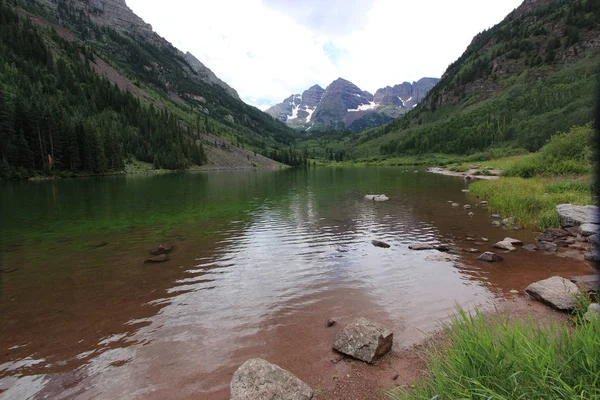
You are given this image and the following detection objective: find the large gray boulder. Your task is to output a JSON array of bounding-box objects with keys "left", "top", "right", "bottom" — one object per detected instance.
[
  {"left": 556, "top": 204, "right": 600, "bottom": 227},
  {"left": 579, "top": 223, "right": 599, "bottom": 237},
  {"left": 525, "top": 276, "right": 580, "bottom": 311},
  {"left": 230, "top": 358, "right": 313, "bottom": 400},
  {"left": 333, "top": 318, "right": 393, "bottom": 363}
]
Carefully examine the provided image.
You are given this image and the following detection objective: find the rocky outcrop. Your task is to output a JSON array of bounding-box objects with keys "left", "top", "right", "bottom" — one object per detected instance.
[
  {"left": 556, "top": 204, "right": 600, "bottom": 227},
  {"left": 332, "top": 318, "right": 393, "bottom": 363},
  {"left": 230, "top": 358, "right": 313, "bottom": 400},
  {"left": 525, "top": 276, "right": 579, "bottom": 310},
  {"left": 183, "top": 52, "right": 240, "bottom": 99}
]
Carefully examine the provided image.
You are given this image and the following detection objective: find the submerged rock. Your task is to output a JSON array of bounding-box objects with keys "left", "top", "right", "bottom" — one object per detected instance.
[
  {"left": 525, "top": 276, "right": 579, "bottom": 311},
  {"left": 333, "top": 317, "right": 393, "bottom": 364},
  {"left": 326, "top": 318, "right": 337, "bottom": 328},
  {"left": 523, "top": 244, "right": 539, "bottom": 251},
  {"left": 556, "top": 204, "right": 600, "bottom": 227},
  {"left": 372, "top": 240, "right": 390, "bottom": 248},
  {"left": 477, "top": 252, "right": 503, "bottom": 262},
  {"left": 230, "top": 358, "right": 313, "bottom": 400},
  {"left": 538, "top": 241, "right": 558, "bottom": 253},
  {"left": 536, "top": 228, "right": 570, "bottom": 242},
  {"left": 409, "top": 244, "right": 435, "bottom": 251},
  {"left": 145, "top": 254, "right": 170, "bottom": 263},
  {"left": 150, "top": 244, "right": 173, "bottom": 256}
]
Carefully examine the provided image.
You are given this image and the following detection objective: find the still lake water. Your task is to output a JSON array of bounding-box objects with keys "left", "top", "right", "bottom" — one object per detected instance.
[{"left": 0, "top": 168, "right": 594, "bottom": 399}]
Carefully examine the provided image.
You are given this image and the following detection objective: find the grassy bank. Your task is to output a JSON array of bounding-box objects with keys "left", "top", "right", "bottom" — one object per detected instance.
[
  {"left": 388, "top": 307, "right": 600, "bottom": 400},
  {"left": 469, "top": 124, "right": 595, "bottom": 230},
  {"left": 470, "top": 177, "right": 594, "bottom": 230}
]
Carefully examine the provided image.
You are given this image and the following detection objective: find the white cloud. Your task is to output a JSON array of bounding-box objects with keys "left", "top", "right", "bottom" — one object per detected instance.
[{"left": 126, "top": 0, "right": 523, "bottom": 107}]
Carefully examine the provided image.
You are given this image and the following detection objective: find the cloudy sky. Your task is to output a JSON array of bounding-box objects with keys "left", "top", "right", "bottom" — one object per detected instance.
[{"left": 127, "top": 0, "right": 523, "bottom": 109}]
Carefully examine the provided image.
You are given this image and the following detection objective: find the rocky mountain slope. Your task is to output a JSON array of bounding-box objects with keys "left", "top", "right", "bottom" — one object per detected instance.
[
  {"left": 266, "top": 77, "right": 439, "bottom": 132},
  {"left": 338, "top": 0, "right": 600, "bottom": 157},
  {"left": 0, "top": 0, "right": 302, "bottom": 180}
]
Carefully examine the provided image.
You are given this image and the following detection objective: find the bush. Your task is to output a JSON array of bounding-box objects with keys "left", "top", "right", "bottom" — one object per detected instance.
[
  {"left": 503, "top": 124, "right": 593, "bottom": 177},
  {"left": 388, "top": 308, "right": 600, "bottom": 400}
]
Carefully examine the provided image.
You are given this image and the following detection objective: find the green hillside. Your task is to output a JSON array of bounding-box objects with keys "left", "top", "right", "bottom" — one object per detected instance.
[
  {"left": 300, "top": 0, "right": 599, "bottom": 160},
  {"left": 0, "top": 0, "right": 300, "bottom": 181}
]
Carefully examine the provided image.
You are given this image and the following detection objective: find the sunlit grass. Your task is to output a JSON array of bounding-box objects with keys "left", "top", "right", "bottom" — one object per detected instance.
[
  {"left": 387, "top": 307, "right": 600, "bottom": 400},
  {"left": 469, "top": 177, "right": 594, "bottom": 230}
]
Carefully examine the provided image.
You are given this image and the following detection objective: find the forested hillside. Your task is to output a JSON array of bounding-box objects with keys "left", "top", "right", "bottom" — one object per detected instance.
[
  {"left": 0, "top": 0, "right": 301, "bottom": 181},
  {"left": 314, "top": 0, "right": 600, "bottom": 159}
]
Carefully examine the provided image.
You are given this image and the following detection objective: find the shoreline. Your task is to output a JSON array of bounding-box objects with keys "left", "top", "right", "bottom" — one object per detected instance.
[
  {"left": 314, "top": 294, "right": 580, "bottom": 399},
  {"left": 426, "top": 166, "right": 501, "bottom": 180}
]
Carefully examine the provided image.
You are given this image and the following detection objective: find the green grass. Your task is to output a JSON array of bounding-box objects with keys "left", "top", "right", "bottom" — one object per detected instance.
[
  {"left": 469, "top": 177, "right": 594, "bottom": 230},
  {"left": 388, "top": 307, "right": 600, "bottom": 400}
]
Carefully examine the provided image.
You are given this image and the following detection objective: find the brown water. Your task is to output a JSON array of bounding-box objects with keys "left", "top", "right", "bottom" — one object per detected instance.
[{"left": 0, "top": 168, "right": 594, "bottom": 399}]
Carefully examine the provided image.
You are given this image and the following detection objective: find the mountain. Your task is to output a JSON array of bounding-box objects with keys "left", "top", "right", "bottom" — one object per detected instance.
[
  {"left": 336, "top": 0, "right": 600, "bottom": 158},
  {"left": 266, "top": 77, "right": 439, "bottom": 132},
  {"left": 0, "top": 0, "right": 303, "bottom": 180}
]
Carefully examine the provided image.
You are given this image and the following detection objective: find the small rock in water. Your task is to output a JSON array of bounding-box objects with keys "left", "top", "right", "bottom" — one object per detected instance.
[
  {"left": 481, "top": 237, "right": 489, "bottom": 242},
  {"left": 463, "top": 204, "right": 472, "bottom": 210},
  {"left": 364, "top": 194, "right": 389, "bottom": 202},
  {"left": 523, "top": 244, "right": 539, "bottom": 251},
  {"left": 468, "top": 212, "right": 474, "bottom": 217},
  {"left": 447, "top": 200, "right": 453, "bottom": 203},
  {"left": 451, "top": 203, "right": 460, "bottom": 207},
  {"left": 333, "top": 318, "right": 393, "bottom": 364},
  {"left": 502, "top": 217, "right": 516, "bottom": 226},
  {"left": 326, "top": 318, "right": 337, "bottom": 327},
  {"left": 435, "top": 244, "right": 451, "bottom": 252},
  {"left": 372, "top": 240, "right": 391, "bottom": 248},
  {"left": 480, "top": 201, "right": 488, "bottom": 206},
  {"left": 461, "top": 189, "right": 470, "bottom": 193},
  {"left": 87, "top": 241, "right": 108, "bottom": 249},
  {"left": 145, "top": 254, "right": 170, "bottom": 263},
  {"left": 150, "top": 244, "right": 173, "bottom": 256},
  {"left": 503, "top": 237, "right": 523, "bottom": 246},
  {"left": 491, "top": 214, "right": 502, "bottom": 220},
  {"left": 492, "top": 221, "right": 501, "bottom": 227},
  {"left": 539, "top": 241, "right": 558, "bottom": 253},
  {"left": 477, "top": 252, "right": 503, "bottom": 262},
  {"left": 409, "top": 244, "right": 435, "bottom": 251},
  {"left": 510, "top": 290, "right": 519, "bottom": 294},
  {"left": 465, "top": 248, "right": 480, "bottom": 254},
  {"left": 230, "top": 358, "right": 314, "bottom": 400},
  {"left": 525, "top": 276, "right": 579, "bottom": 311}
]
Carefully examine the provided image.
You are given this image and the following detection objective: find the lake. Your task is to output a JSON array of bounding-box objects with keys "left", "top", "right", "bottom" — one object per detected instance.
[{"left": 0, "top": 168, "right": 593, "bottom": 399}]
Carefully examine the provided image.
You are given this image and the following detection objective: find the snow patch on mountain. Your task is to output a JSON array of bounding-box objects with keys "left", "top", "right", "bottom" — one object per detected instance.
[{"left": 348, "top": 102, "right": 378, "bottom": 112}]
